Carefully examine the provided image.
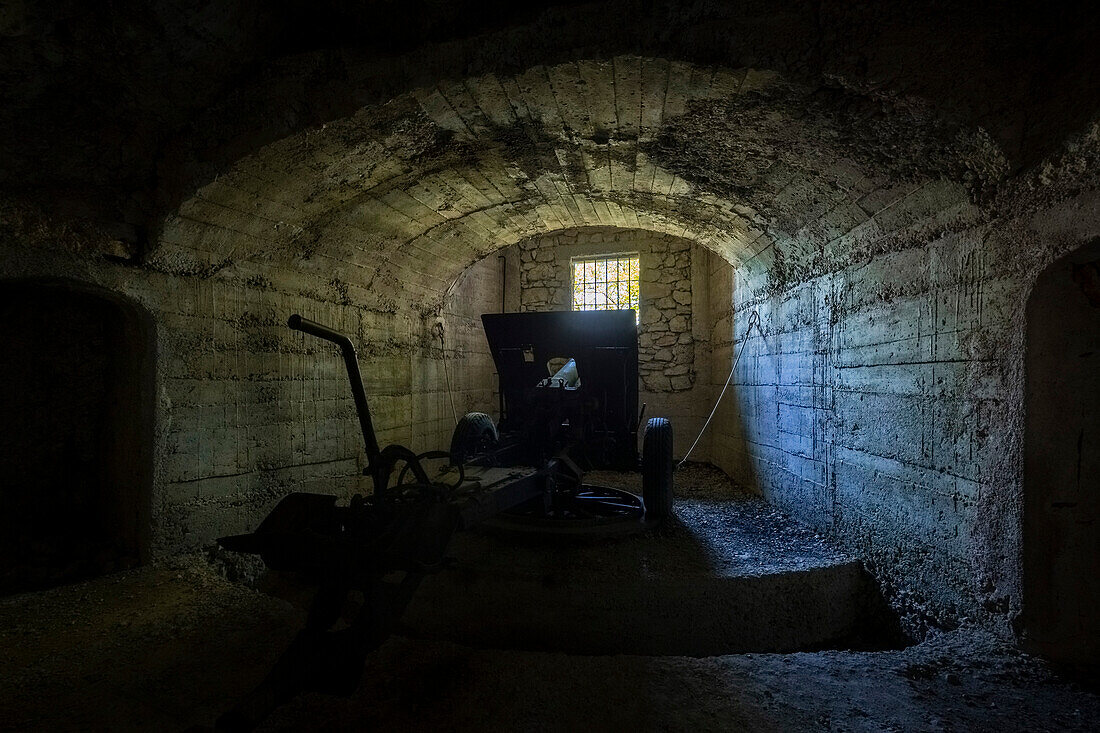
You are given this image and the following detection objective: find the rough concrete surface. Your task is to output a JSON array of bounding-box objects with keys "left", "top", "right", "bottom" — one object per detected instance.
[
  {"left": 1, "top": 559, "right": 1098, "bottom": 732},
  {"left": 2, "top": 0, "right": 1100, "bottom": 683},
  {"left": 405, "top": 466, "right": 894, "bottom": 656},
  {"left": 704, "top": 132, "right": 1100, "bottom": 639}
]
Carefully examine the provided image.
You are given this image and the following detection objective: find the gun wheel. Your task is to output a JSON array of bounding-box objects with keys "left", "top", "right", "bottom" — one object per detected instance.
[
  {"left": 449, "top": 412, "right": 499, "bottom": 466},
  {"left": 642, "top": 417, "right": 674, "bottom": 523}
]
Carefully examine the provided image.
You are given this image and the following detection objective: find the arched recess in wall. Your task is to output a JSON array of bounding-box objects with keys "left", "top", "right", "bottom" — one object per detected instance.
[
  {"left": 0, "top": 280, "right": 155, "bottom": 594},
  {"left": 1023, "top": 238, "right": 1100, "bottom": 666}
]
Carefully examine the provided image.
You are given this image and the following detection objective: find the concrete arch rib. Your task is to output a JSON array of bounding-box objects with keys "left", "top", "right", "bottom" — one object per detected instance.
[{"left": 152, "top": 55, "right": 999, "bottom": 309}]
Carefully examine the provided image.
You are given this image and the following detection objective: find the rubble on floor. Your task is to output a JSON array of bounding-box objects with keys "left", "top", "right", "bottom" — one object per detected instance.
[{"left": 1, "top": 466, "right": 1096, "bottom": 731}]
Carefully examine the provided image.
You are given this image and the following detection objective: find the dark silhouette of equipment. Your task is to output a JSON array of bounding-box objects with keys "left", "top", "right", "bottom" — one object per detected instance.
[
  {"left": 213, "top": 311, "right": 673, "bottom": 730},
  {"left": 463, "top": 310, "right": 674, "bottom": 532}
]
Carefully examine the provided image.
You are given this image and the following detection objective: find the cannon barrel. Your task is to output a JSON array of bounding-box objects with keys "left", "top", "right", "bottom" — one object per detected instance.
[{"left": 538, "top": 357, "right": 580, "bottom": 388}]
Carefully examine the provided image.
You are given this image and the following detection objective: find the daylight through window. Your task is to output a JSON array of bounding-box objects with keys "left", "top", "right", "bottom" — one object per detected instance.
[{"left": 571, "top": 254, "right": 640, "bottom": 319}]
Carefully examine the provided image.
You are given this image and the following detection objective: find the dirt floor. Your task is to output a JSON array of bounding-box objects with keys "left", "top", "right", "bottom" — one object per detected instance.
[
  {"left": 402, "top": 465, "right": 886, "bottom": 656},
  {"left": 2, "top": 466, "right": 1099, "bottom": 732}
]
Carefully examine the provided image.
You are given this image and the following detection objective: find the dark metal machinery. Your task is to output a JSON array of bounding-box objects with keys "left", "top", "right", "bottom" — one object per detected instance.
[
  {"left": 212, "top": 311, "right": 673, "bottom": 729},
  {"left": 455, "top": 310, "right": 674, "bottom": 532},
  {"left": 481, "top": 310, "right": 639, "bottom": 469}
]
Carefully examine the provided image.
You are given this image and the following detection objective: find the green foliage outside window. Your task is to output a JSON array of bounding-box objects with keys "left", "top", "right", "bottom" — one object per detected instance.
[{"left": 571, "top": 254, "right": 640, "bottom": 320}]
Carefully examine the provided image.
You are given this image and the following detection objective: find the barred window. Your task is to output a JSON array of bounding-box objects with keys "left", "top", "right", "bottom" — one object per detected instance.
[{"left": 571, "top": 254, "right": 640, "bottom": 320}]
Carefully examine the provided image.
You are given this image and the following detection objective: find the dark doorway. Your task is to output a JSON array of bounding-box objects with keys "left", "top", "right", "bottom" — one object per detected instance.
[
  {"left": 0, "top": 281, "right": 153, "bottom": 594},
  {"left": 1023, "top": 239, "right": 1100, "bottom": 666}
]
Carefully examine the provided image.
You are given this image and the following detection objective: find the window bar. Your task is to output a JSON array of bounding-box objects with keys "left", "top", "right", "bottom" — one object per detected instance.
[{"left": 571, "top": 254, "right": 640, "bottom": 317}]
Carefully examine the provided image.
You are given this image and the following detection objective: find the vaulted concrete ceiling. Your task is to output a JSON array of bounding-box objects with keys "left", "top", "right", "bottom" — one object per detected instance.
[{"left": 151, "top": 57, "right": 1009, "bottom": 313}]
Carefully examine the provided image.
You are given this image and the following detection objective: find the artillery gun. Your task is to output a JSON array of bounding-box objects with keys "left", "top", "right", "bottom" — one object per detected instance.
[{"left": 213, "top": 310, "right": 673, "bottom": 730}]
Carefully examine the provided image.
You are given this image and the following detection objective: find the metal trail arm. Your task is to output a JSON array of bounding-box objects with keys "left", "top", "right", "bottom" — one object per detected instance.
[{"left": 287, "top": 314, "right": 381, "bottom": 469}]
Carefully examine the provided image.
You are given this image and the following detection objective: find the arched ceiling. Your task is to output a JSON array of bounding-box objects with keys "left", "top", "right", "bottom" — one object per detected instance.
[
  {"left": 151, "top": 57, "right": 1009, "bottom": 312},
  {"left": 4, "top": 2, "right": 1097, "bottom": 265}
]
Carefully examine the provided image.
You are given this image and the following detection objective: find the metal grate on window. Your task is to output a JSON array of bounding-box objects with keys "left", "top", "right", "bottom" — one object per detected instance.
[{"left": 571, "top": 253, "right": 640, "bottom": 319}]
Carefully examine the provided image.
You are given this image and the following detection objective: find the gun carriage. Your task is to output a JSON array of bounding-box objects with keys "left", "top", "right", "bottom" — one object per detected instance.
[{"left": 214, "top": 309, "right": 673, "bottom": 730}]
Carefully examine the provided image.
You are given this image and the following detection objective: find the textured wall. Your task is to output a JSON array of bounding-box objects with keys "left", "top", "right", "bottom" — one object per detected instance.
[
  {"left": 0, "top": 249, "right": 502, "bottom": 557},
  {"left": 440, "top": 254, "right": 507, "bottom": 433},
  {"left": 508, "top": 226, "right": 720, "bottom": 460},
  {"left": 705, "top": 140, "right": 1100, "bottom": 634},
  {"left": 5, "top": 1, "right": 1094, "bottom": 241}
]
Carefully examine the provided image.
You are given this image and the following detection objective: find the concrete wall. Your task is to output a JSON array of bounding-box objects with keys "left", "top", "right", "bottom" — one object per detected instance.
[
  {"left": 0, "top": 242, "right": 502, "bottom": 558},
  {"left": 505, "top": 226, "right": 720, "bottom": 461},
  {"left": 706, "top": 172, "right": 1100, "bottom": 634},
  {"left": 440, "top": 253, "right": 507, "bottom": 432}
]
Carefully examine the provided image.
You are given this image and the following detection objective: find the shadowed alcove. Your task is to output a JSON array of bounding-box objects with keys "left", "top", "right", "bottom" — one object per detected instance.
[
  {"left": 1024, "top": 238, "right": 1100, "bottom": 667},
  {"left": 0, "top": 281, "right": 154, "bottom": 594}
]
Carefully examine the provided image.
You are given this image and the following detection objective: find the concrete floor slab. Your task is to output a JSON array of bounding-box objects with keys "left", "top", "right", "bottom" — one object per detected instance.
[
  {"left": 1, "top": 562, "right": 1097, "bottom": 732},
  {"left": 405, "top": 470, "right": 893, "bottom": 654}
]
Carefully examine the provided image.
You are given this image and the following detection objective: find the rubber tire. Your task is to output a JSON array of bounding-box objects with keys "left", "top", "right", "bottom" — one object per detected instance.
[
  {"left": 449, "top": 412, "right": 499, "bottom": 465},
  {"left": 642, "top": 417, "right": 674, "bottom": 523}
]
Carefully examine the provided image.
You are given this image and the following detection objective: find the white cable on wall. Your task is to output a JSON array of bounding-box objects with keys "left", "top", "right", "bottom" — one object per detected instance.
[{"left": 678, "top": 310, "right": 763, "bottom": 468}]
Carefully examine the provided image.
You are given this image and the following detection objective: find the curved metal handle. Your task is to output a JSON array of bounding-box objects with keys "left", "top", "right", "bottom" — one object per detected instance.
[
  {"left": 288, "top": 314, "right": 352, "bottom": 347},
  {"left": 288, "top": 314, "right": 381, "bottom": 467}
]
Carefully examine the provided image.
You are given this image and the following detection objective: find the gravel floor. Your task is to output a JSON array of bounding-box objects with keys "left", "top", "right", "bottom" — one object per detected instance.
[{"left": 1, "top": 465, "right": 1098, "bottom": 731}]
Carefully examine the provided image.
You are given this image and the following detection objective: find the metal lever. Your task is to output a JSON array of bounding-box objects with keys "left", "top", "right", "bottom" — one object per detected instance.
[{"left": 288, "top": 314, "right": 381, "bottom": 468}]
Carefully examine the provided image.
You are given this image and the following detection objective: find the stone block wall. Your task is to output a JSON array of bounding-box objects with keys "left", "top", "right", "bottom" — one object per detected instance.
[{"left": 511, "top": 226, "right": 720, "bottom": 459}]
